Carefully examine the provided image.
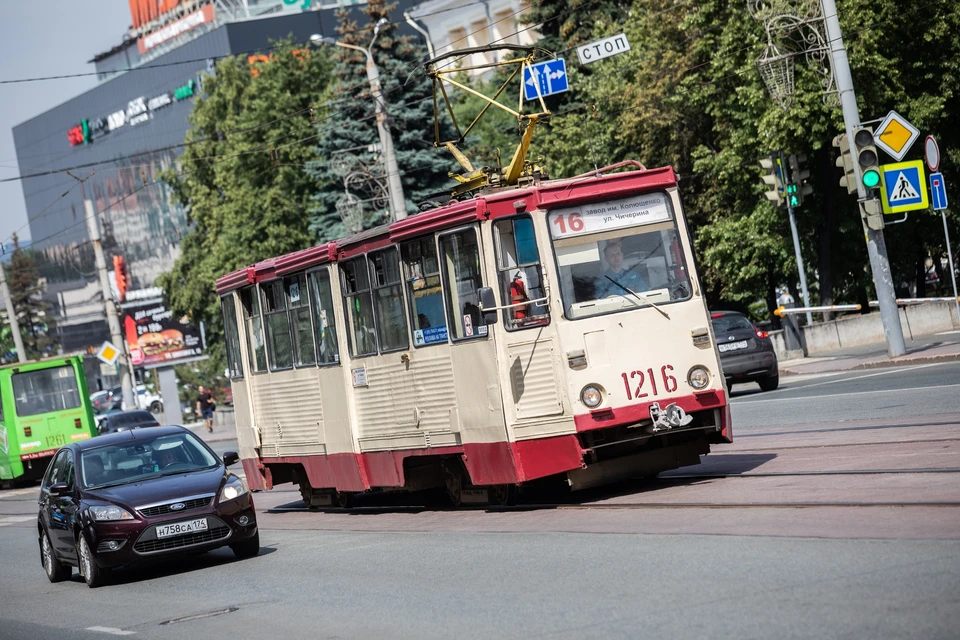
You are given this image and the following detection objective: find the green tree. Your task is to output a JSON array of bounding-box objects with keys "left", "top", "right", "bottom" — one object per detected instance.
[
  {"left": 307, "top": 0, "right": 457, "bottom": 241},
  {"left": 6, "top": 234, "right": 59, "bottom": 359},
  {"left": 158, "top": 39, "right": 334, "bottom": 365}
]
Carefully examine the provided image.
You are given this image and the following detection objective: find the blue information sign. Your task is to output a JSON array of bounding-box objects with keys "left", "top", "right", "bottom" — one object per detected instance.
[
  {"left": 522, "top": 59, "right": 569, "bottom": 101},
  {"left": 414, "top": 325, "right": 448, "bottom": 347},
  {"left": 930, "top": 172, "right": 948, "bottom": 211}
]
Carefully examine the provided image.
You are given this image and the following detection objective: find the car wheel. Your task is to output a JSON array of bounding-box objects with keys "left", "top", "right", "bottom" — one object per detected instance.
[
  {"left": 78, "top": 534, "right": 108, "bottom": 588},
  {"left": 149, "top": 401, "right": 162, "bottom": 414},
  {"left": 40, "top": 529, "right": 71, "bottom": 583},
  {"left": 230, "top": 530, "right": 260, "bottom": 559},
  {"left": 758, "top": 373, "right": 779, "bottom": 392}
]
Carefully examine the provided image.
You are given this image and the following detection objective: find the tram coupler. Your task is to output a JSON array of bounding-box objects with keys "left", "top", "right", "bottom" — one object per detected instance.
[{"left": 647, "top": 402, "right": 694, "bottom": 433}]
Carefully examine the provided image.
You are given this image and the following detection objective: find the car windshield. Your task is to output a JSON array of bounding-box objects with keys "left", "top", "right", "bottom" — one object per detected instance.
[
  {"left": 80, "top": 431, "right": 218, "bottom": 489},
  {"left": 549, "top": 192, "right": 691, "bottom": 319},
  {"left": 712, "top": 315, "right": 753, "bottom": 333}
]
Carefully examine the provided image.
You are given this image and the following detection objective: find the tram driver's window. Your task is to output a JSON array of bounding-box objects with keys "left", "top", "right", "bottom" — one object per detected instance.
[
  {"left": 240, "top": 287, "right": 267, "bottom": 372},
  {"left": 340, "top": 257, "right": 378, "bottom": 357},
  {"left": 221, "top": 295, "right": 244, "bottom": 378},
  {"left": 494, "top": 216, "right": 550, "bottom": 331},
  {"left": 439, "top": 229, "right": 486, "bottom": 341},
  {"left": 286, "top": 274, "right": 315, "bottom": 367},
  {"left": 402, "top": 237, "right": 448, "bottom": 347},
  {"left": 262, "top": 281, "right": 293, "bottom": 370},
  {"left": 369, "top": 248, "right": 408, "bottom": 352},
  {"left": 307, "top": 269, "right": 340, "bottom": 365}
]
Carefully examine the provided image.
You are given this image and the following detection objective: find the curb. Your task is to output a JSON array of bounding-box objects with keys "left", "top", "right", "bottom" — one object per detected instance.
[{"left": 780, "top": 352, "right": 960, "bottom": 376}]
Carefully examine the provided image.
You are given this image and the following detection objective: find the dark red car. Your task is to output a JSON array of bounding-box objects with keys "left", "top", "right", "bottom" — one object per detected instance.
[{"left": 37, "top": 426, "right": 259, "bottom": 588}]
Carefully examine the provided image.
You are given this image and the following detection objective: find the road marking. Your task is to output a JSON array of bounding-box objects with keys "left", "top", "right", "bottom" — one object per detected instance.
[
  {"left": 86, "top": 627, "right": 135, "bottom": 636},
  {"left": 0, "top": 488, "right": 38, "bottom": 499},
  {"left": 0, "top": 515, "right": 35, "bottom": 527},
  {"left": 756, "top": 361, "right": 953, "bottom": 398},
  {"left": 735, "top": 382, "right": 960, "bottom": 405}
]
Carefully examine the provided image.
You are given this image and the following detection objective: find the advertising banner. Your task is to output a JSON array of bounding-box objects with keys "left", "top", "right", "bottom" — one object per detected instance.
[{"left": 121, "top": 299, "right": 206, "bottom": 369}]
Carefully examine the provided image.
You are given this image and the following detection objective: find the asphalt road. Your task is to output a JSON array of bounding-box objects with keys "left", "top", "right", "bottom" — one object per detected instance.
[{"left": 1, "top": 363, "right": 958, "bottom": 639}]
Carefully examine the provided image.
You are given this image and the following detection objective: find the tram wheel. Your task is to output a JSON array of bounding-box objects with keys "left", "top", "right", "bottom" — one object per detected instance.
[
  {"left": 335, "top": 491, "right": 355, "bottom": 509},
  {"left": 444, "top": 474, "right": 463, "bottom": 507},
  {"left": 488, "top": 484, "right": 515, "bottom": 506}
]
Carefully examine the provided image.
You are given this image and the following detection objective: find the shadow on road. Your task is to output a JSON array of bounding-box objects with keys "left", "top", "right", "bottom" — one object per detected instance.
[{"left": 81, "top": 545, "right": 278, "bottom": 588}]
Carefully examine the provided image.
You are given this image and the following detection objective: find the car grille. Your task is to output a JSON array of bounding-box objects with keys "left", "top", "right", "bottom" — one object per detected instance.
[
  {"left": 138, "top": 496, "right": 213, "bottom": 517},
  {"left": 133, "top": 526, "right": 230, "bottom": 553}
]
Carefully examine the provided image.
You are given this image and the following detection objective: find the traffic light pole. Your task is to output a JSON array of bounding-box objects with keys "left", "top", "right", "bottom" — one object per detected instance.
[
  {"left": 781, "top": 152, "right": 814, "bottom": 326},
  {"left": 0, "top": 261, "right": 27, "bottom": 362},
  {"left": 821, "top": 0, "right": 905, "bottom": 357}
]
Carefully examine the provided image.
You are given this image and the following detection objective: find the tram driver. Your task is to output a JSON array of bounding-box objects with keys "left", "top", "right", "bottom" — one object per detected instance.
[{"left": 594, "top": 240, "right": 648, "bottom": 298}]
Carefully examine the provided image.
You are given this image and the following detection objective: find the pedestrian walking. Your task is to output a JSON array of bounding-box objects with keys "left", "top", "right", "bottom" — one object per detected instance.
[{"left": 197, "top": 385, "right": 216, "bottom": 433}]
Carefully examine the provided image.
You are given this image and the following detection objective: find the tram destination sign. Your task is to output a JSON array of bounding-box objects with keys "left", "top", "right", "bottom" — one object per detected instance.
[{"left": 548, "top": 193, "right": 671, "bottom": 239}]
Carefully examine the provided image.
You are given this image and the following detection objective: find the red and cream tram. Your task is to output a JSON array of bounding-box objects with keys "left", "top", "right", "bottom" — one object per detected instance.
[{"left": 216, "top": 162, "right": 731, "bottom": 506}]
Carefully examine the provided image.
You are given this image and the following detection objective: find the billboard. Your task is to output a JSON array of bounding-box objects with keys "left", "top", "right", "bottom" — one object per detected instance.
[{"left": 121, "top": 298, "right": 206, "bottom": 369}]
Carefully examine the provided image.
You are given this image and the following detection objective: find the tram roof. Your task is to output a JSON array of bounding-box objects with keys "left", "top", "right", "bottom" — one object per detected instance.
[{"left": 215, "top": 163, "right": 676, "bottom": 295}]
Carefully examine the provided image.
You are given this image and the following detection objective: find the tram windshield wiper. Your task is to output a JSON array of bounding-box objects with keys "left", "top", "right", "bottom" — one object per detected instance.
[{"left": 604, "top": 275, "right": 669, "bottom": 319}]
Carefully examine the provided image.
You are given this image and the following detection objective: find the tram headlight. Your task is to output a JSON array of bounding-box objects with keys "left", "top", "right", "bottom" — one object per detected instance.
[
  {"left": 687, "top": 366, "right": 710, "bottom": 390},
  {"left": 580, "top": 384, "right": 603, "bottom": 408}
]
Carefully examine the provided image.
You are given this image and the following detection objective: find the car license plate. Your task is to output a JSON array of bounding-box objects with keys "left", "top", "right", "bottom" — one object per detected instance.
[
  {"left": 155, "top": 518, "right": 207, "bottom": 539},
  {"left": 718, "top": 340, "right": 749, "bottom": 353}
]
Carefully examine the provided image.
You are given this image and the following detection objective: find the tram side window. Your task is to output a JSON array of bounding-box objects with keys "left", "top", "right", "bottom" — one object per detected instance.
[
  {"left": 240, "top": 287, "right": 267, "bottom": 373},
  {"left": 402, "top": 237, "right": 448, "bottom": 347},
  {"left": 439, "top": 229, "right": 487, "bottom": 341},
  {"left": 494, "top": 216, "right": 550, "bottom": 330},
  {"left": 307, "top": 269, "right": 340, "bottom": 365},
  {"left": 340, "top": 257, "right": 378, "bottom": 357},
  {"left": 369, "top": 248, "right": 408, "bottom": 352},
  {"left": 286, "top": 274, "right": 316, "bottom": 367},
  {"left": 221, "top": 295, "right": 244, "bottom": 378},
  {"left": 262, "top": 282, "right": 293, "bottom": 370}
]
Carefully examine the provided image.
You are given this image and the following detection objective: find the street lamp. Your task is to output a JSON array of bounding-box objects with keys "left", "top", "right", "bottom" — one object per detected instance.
[{"left": 310, "top": 19, "right": 408, "bottom": 222}]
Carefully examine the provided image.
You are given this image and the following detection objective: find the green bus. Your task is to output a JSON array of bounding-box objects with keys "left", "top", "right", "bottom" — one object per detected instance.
[{"left": 0, "top": 356, "right": 98, "bottom": 488}]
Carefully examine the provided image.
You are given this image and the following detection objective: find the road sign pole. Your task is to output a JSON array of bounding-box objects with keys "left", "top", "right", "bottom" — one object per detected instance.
[
  {"left": 821, "top": 0, "right": 906, "bottom": 357},
  {"left": 781, "top": 152, "right": 813, "bottom": 325},
  {"left": 941, "top": 209, "right": 960, "bottom": 324},
  {"left": 0, "top": 261, "right": 27, "bottom": 362}
]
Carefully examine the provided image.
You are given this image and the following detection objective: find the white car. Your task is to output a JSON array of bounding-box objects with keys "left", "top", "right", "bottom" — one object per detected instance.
[{"left": 120, "top": 385, "right": 164, "bottom": 414}]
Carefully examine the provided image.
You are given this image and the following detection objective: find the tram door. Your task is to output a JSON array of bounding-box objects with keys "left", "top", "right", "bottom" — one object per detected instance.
[{"left": 482, "top": 214, "right": 571, "bottom": 443}]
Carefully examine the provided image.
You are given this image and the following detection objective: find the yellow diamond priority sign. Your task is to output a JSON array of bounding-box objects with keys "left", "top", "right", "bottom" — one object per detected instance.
[
  {"left": 874, "top": 110, "right": 920, "bottom": 162},
  {"left": 96, "top": 341, "right": 120, "bottom": 365}
]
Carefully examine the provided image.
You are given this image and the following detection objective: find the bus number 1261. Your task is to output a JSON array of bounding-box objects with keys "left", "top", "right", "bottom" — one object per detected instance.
[{"left": 621, "top": 365, "right": 678, "bottom": 400}]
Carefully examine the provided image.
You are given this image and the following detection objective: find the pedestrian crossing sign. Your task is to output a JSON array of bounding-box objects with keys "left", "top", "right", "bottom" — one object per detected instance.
[{"left": 879, "top": 160, "right": 928, "bottom": 215}]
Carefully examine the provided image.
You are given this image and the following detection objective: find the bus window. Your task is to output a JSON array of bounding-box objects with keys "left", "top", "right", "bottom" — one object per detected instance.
[
  {"left": 12, "top": 366, "right": 81, "bottom": 417},
  {"left": 286, "top": 274, "right": 315, "bottom": 367},
  {"left": 221, "top": 295, "right": 244, "bottom": 378},
  {"left": 439, "top": 229, "right": 487, "bottom": 341},
  {"left": 262, "top": 282, "right": 293, "bottom": 370},
  {"left": 494, "top": 216, "right": 550, "bottom": 331},
  {"left": 340, "top": 257, "right": 377, "bottom": 357},
  {"left": 240, "top": 287, "right": 267, "bottom": 372},
  {"left": 402, "top": 237, "right": 448, "bottom": 347},
  {"left": 369, "top": 247, "right": 408, "bottom": 352},
  {"left": 307, "top": 269, "right": 340, "bottom": 365}
]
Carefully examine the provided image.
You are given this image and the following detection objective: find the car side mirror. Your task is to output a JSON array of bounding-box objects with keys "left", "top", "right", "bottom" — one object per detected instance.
[
  {"left": 222, "top": 451, "right": 239, "bottom": 467},
  {"left": 477, "top": 287, "right": 498, "bottom": 325},
  {"left": 49, "top": 482, "right": 70, "bottom": 496}
]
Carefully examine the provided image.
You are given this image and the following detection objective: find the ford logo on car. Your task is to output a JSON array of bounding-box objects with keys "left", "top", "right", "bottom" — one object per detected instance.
[{"left": 170, "top": 503, "right": 186, "bottom": 511}]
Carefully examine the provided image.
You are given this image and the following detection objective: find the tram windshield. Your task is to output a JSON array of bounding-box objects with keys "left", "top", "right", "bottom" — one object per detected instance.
[{"left": 549, "top": 192, "right": 692, "bottom": 319}]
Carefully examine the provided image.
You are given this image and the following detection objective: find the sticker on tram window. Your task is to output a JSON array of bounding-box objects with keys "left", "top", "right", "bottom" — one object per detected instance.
[
  {"left": 620, "top": 365, "right": 679, "bottom": 400},
  {"left": 289, "top": 282, "right": 301, "bottom": 303},
  {"left": 414, "top": 326, "right": 449, "bottom": 346},
  {"left": 463, "top": 314, "right": 474, "bottom": 336},
  {"left": 549, "top": 193, "right": 671, "bottom": 239}
]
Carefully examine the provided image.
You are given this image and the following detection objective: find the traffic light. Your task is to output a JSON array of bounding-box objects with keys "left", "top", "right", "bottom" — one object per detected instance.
[
  {"left": 113, "top": 255, "right": 129, "bottom": 302},
  {"left": 832, "top": 133, "right": 857, "bottom": 194},
  {"left": 852, "top": 126, "right": 881, "bottom": 190},
  {"left": 786, "top": 153, "right": 814, "bottom": 207},
  {"left": 759, "top": 155, "right": 785, "bottom": 206}
]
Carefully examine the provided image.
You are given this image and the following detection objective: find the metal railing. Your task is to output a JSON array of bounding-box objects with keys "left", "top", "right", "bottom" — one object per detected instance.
[{"left": 775, "top": 297, "right": 960, "bottom": 316}]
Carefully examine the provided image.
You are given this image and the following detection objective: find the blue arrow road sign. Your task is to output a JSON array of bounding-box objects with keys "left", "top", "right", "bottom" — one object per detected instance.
[
  {"left": 523, "top": 59, "right": 569, "bottom": 101},
  {"left": 930, "top": 172, "right": 948, "bottom": 211}
]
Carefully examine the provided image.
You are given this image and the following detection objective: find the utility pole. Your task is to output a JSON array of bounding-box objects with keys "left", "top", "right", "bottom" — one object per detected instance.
[
  {"left": 820, "top": 0, "right": 906, "bottom": 357},
  {"left": 781, "top": 151, "right": 813, "bottom": 325},
  {"left": 0, "top": 260, "right": 27, "bottom": 362},
  {"left": 85, "top": 199, "right": 135, "bottom": 409}
]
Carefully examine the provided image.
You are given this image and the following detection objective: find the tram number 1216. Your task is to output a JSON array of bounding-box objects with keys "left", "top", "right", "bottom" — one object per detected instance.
[{"left": 621, "top": 365, "right": 678, "bottom": 400}]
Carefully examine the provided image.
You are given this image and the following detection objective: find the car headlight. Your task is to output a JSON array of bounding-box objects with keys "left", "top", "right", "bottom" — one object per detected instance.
[
  {"left": 580, "top": 384, "right": 603, "bottom": 408},
  {"left": 219, "top": 474, "right": 248, "bottom": 502},
  {"left": 88, "top": 505, "right": 134, "bottom": 522},
  {"left": 687, "top": 366, "right": 710, "bottom": 390}
]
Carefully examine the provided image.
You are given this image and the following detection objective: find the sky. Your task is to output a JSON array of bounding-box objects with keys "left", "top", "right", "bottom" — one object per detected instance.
[{"left": 0, "top": 1, "right": 131, "bottom": 246}]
